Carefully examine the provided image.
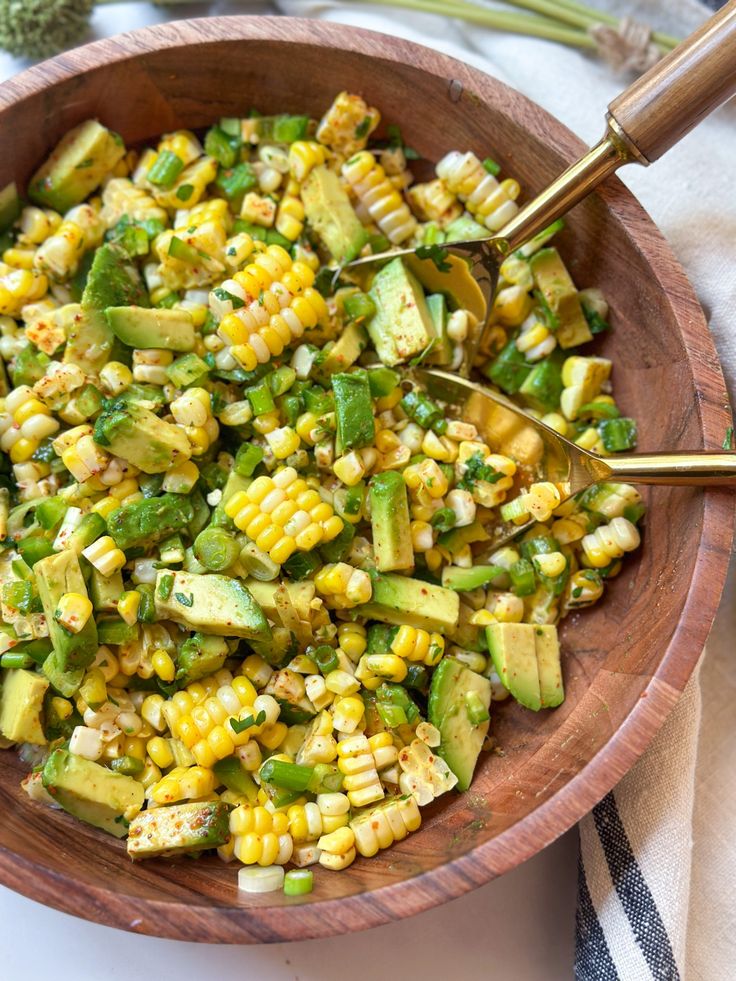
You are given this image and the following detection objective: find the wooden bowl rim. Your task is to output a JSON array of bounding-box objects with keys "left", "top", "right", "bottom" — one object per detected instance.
[{"left": 0, "top": 15, "right": 732, "bottom": 943}]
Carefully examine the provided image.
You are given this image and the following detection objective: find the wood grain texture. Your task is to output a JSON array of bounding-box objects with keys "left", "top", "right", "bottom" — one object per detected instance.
[
  {"left": 0, "top": 16, "right": 732, "bottom": 944},
  {"left": 608, "top": 0, "right": 736, "bottom": 161}
]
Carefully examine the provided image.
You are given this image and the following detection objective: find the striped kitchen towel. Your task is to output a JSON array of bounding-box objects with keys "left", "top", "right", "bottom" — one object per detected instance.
[{"left": 576, "top": 673, "right": 701, "bottom": 980}]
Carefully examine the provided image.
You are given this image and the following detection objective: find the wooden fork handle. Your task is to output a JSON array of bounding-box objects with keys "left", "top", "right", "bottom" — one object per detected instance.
[{"left": 607, "top": 0, "right": 736, "bottom": 163}]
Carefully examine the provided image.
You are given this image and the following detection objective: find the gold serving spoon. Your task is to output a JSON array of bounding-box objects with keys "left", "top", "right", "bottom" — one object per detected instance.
[
  {"left": 349, "top": 0, "right": 736, "bottom": 374},
  {"left": 409, "top": 368, "right": 736, "bottom": 549},
  {"left": 348, "top": 2, "right": 736, "bottom": 545}
]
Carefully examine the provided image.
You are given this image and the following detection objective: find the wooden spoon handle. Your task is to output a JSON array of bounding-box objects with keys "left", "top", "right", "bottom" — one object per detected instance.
[{"left": 607, "top": 0, "right": 736, "bottom": 163}]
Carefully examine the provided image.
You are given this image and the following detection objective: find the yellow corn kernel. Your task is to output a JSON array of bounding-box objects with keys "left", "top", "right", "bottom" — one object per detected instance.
[
  {"left": 317, "top": 825, "right": 355, "bottom": 857},
  {"left": 258, "top": 721, "right": 288, "bottom": 750},
  {"left": 337, "top": 623, "right": 367, "bottom": 661},
  {"left": 54, "top": 592, "right": 93, "bottom": 634},
  {"left": 152, "top": 648, "right": 176, "bottom": 682},
  {"left": 147, "top": 736, "right": 174, "bottom": 769},
  {"left": 116, "top": 590, "right": 141, "bottom": 626},
  {"left": 331, "top": 695, "right": 365, "bottom": 734},
  {"left": 363, "top": 654, "right": 408, "bottom": 683},
  {"left": 389, "top": 625, "right": 417, "bottom": 660},
  {"left": 90, "top": 496, "right": 117, "bottom": 519}
]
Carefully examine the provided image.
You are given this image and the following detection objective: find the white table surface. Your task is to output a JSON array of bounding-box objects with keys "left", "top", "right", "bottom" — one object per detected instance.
[{"left": 0, "top": 4, "right": 727, "bottom": 978}]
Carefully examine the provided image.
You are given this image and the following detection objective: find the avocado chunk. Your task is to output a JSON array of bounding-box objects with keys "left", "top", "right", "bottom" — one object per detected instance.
[
  {"left": 107, "top": 493, "right": 195, "bottom": 551},
  {"left": 438, "top": 519, "right": 490, "bottom": 555},
  {"left": 426, "top": 293, "right": 453, "bottom": 366},
  {"left": 301, "top": 165, "right": 368, "bottom": 263},
  {"left": 444, "top": 213, "right": 490, "bottom": 242},
  {"left": 176, "top": 632, "right": 229, "bottom": 684},
  {"left": 519, "top": 359, "right": 563, "bottom": 413},
  {"left": 28, "top": 120, "right": 126, "bottom": 213},
  {"left": 0, "top": 181, "right": 21, "bottom": 233},
  {"left": 242, "top": 579, "right": 315, "bottom": 624},
  {"left": 89, "top": 567, "right": 124, "bottom": 612},
  {"left": 82, "top": 243, "right": 149, "bottom": 312},
  {"left": 41, "top": 653, "right": 84, "bottom": 699},
  {"left": 486, "top": 622, "right": 540, "bottom": 710},
  {"left": 355, "top": 573, "right": 459, "bottom": 633},
  {"left": 315, "top": 321, "right": 367, "bottom": 378},
  {"left": 428, "top": 658, "right": 491, "bottom": 791},
  {"left": 154, "top": 569, "right": 271, "bottom": 641},
  {"left": 127, "top": 801, "right": 232, "bottom": 859},
  {"left": 0, "top": 668, "right": 49, "bottom": 744},
  {"left": 93, "top": 402, "right": 191, "bottom": 474},
  {"left": 106, "top": 306, "right": 196, "bottom": 352},
  {"left": 485, "top": 621, "right": 563, "bottom": 711},
  {"left": 60, "top": 304, "right": 115, "bottom": 376},
  {"left": 42, "top": 747, "right": 144, "bottom": 838},
  {"left": 370, "top": 471, "right": 413, "bottom": 572},
  {"left": 333, "top": 369, "right": 375, "bottom": 452},
  {"left": 367, "top": 258, "right": 436, "bottom": 366},
  {"left": 535, "top": 624, "right": 564, "bottom": 708},
  {"left": 441, "top": 564, "right": 504, "bottom": 591},
  {"left": 530, "top": 248, "right": 591, "bottom": 349},
  {"left": 35, "top": 550, "right": 98, "bottom": 674}
]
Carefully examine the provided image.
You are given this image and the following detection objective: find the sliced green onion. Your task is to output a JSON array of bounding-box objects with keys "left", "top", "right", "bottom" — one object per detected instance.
[
  {"left": 247, "top": 380, "right": 276, "bottom": 416},
  {"left": 343, "top": 292, "right": 376, "bottom": 322},
  {"left": 500, "top": 495, "right": 530, "bottom": 523},
  {"left": 509, "top": 558, "right": 536, "bottom": 596},
  {"left": 216, "top": 163, "right": 257, "bottom": 204},
  {"left": 193, "top": 527, "right": 239, "bottom": 572},
  {"left": 238, "top": 865, "right": 284, "bottom": 894},
  {"left": 430, "top": 507, "right": 456, "bottom": 533},
  {"left": 367, "top": 366, "right": 400, "bottom": 398},
  {"left": 284, "top": 869, "right": 313, "bottom": 896},
  {"left": 313, "top": 645, "right": 340, "bottom": 675},
  {"left": 147, "top": 150, "right": 184, "bottom": 188},
  {"left": 0, "top": 652, "right": 33, "bottom": 669},
  {"left": 234, "top": 443, "right": 264, "bottom": 478},
  {"left": 269, "top": 365, "right": 297, "bottom": 397},
  {"left": 260, "top": 759, "right": 315, "bottom": 792},
  {"left": 599, "top": 417, "right": 638, "bottom": 453},
  {"left": 168, "top": 236, "right": 201, "bottom": 264},
  {"left": 239, "top": 542, "right": 280, "bottom": 582}
]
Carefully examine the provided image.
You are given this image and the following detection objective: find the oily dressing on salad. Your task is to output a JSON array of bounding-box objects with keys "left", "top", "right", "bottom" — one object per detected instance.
[{"left": 0, "top": 92, "right": 643, "bottom": 893}]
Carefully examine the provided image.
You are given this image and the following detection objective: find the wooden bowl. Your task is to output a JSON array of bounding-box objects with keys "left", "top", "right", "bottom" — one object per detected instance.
[{"left": 0, "top": 17, "right": 732, "bottom": 943}]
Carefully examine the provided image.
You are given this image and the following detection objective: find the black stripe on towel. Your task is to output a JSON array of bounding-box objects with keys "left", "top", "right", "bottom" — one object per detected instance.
[
  {"left": 575, "top": 852, "right": 619, "bottom": 980},
  {"left": 593, "top": 792, "right": 680, "bottom": 981}
]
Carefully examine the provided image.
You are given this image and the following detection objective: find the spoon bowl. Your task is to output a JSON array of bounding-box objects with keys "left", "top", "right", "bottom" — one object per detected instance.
[{"left": 410, "top": 367, "right": 736, "bottom": 550}]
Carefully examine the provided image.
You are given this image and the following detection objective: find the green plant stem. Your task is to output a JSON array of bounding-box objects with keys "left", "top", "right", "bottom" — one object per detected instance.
[
  {"left": 494, "top": 0, "right": 680, "bottom": 51},
  {"left": 356, "top": 0, "right": 597, "bottom": 48}
]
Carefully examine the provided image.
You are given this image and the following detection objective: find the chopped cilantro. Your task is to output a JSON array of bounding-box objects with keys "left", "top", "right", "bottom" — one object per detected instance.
[
  {"left": 572, "top": 586, "right": 583, "bottom": 598},
  {"left": 174, "top": 591, "right": 194, "bottom": 607},
  {"left": 458, "top": 452, "right": 503, "bottom": 491},
  {"left": 230, "top": 710, "right": 267, "bottom": 734},
  {"left": 415, "top": 244, "right": 451, "bottom": 273},
  {"left": 583, "top": 305, "right": 610, "bottom": 335},
  {"left": 175, "top": 184, "right": 194, "bottom": 202},
  {"left": 212, "top": 286, "right": 244, "bottom": 310},
  {"left": 385, "top": 124, "right": 419, "bottom": 160},
  {"left": 157, "top": 574, "right": 173, "bottom": 600}
]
